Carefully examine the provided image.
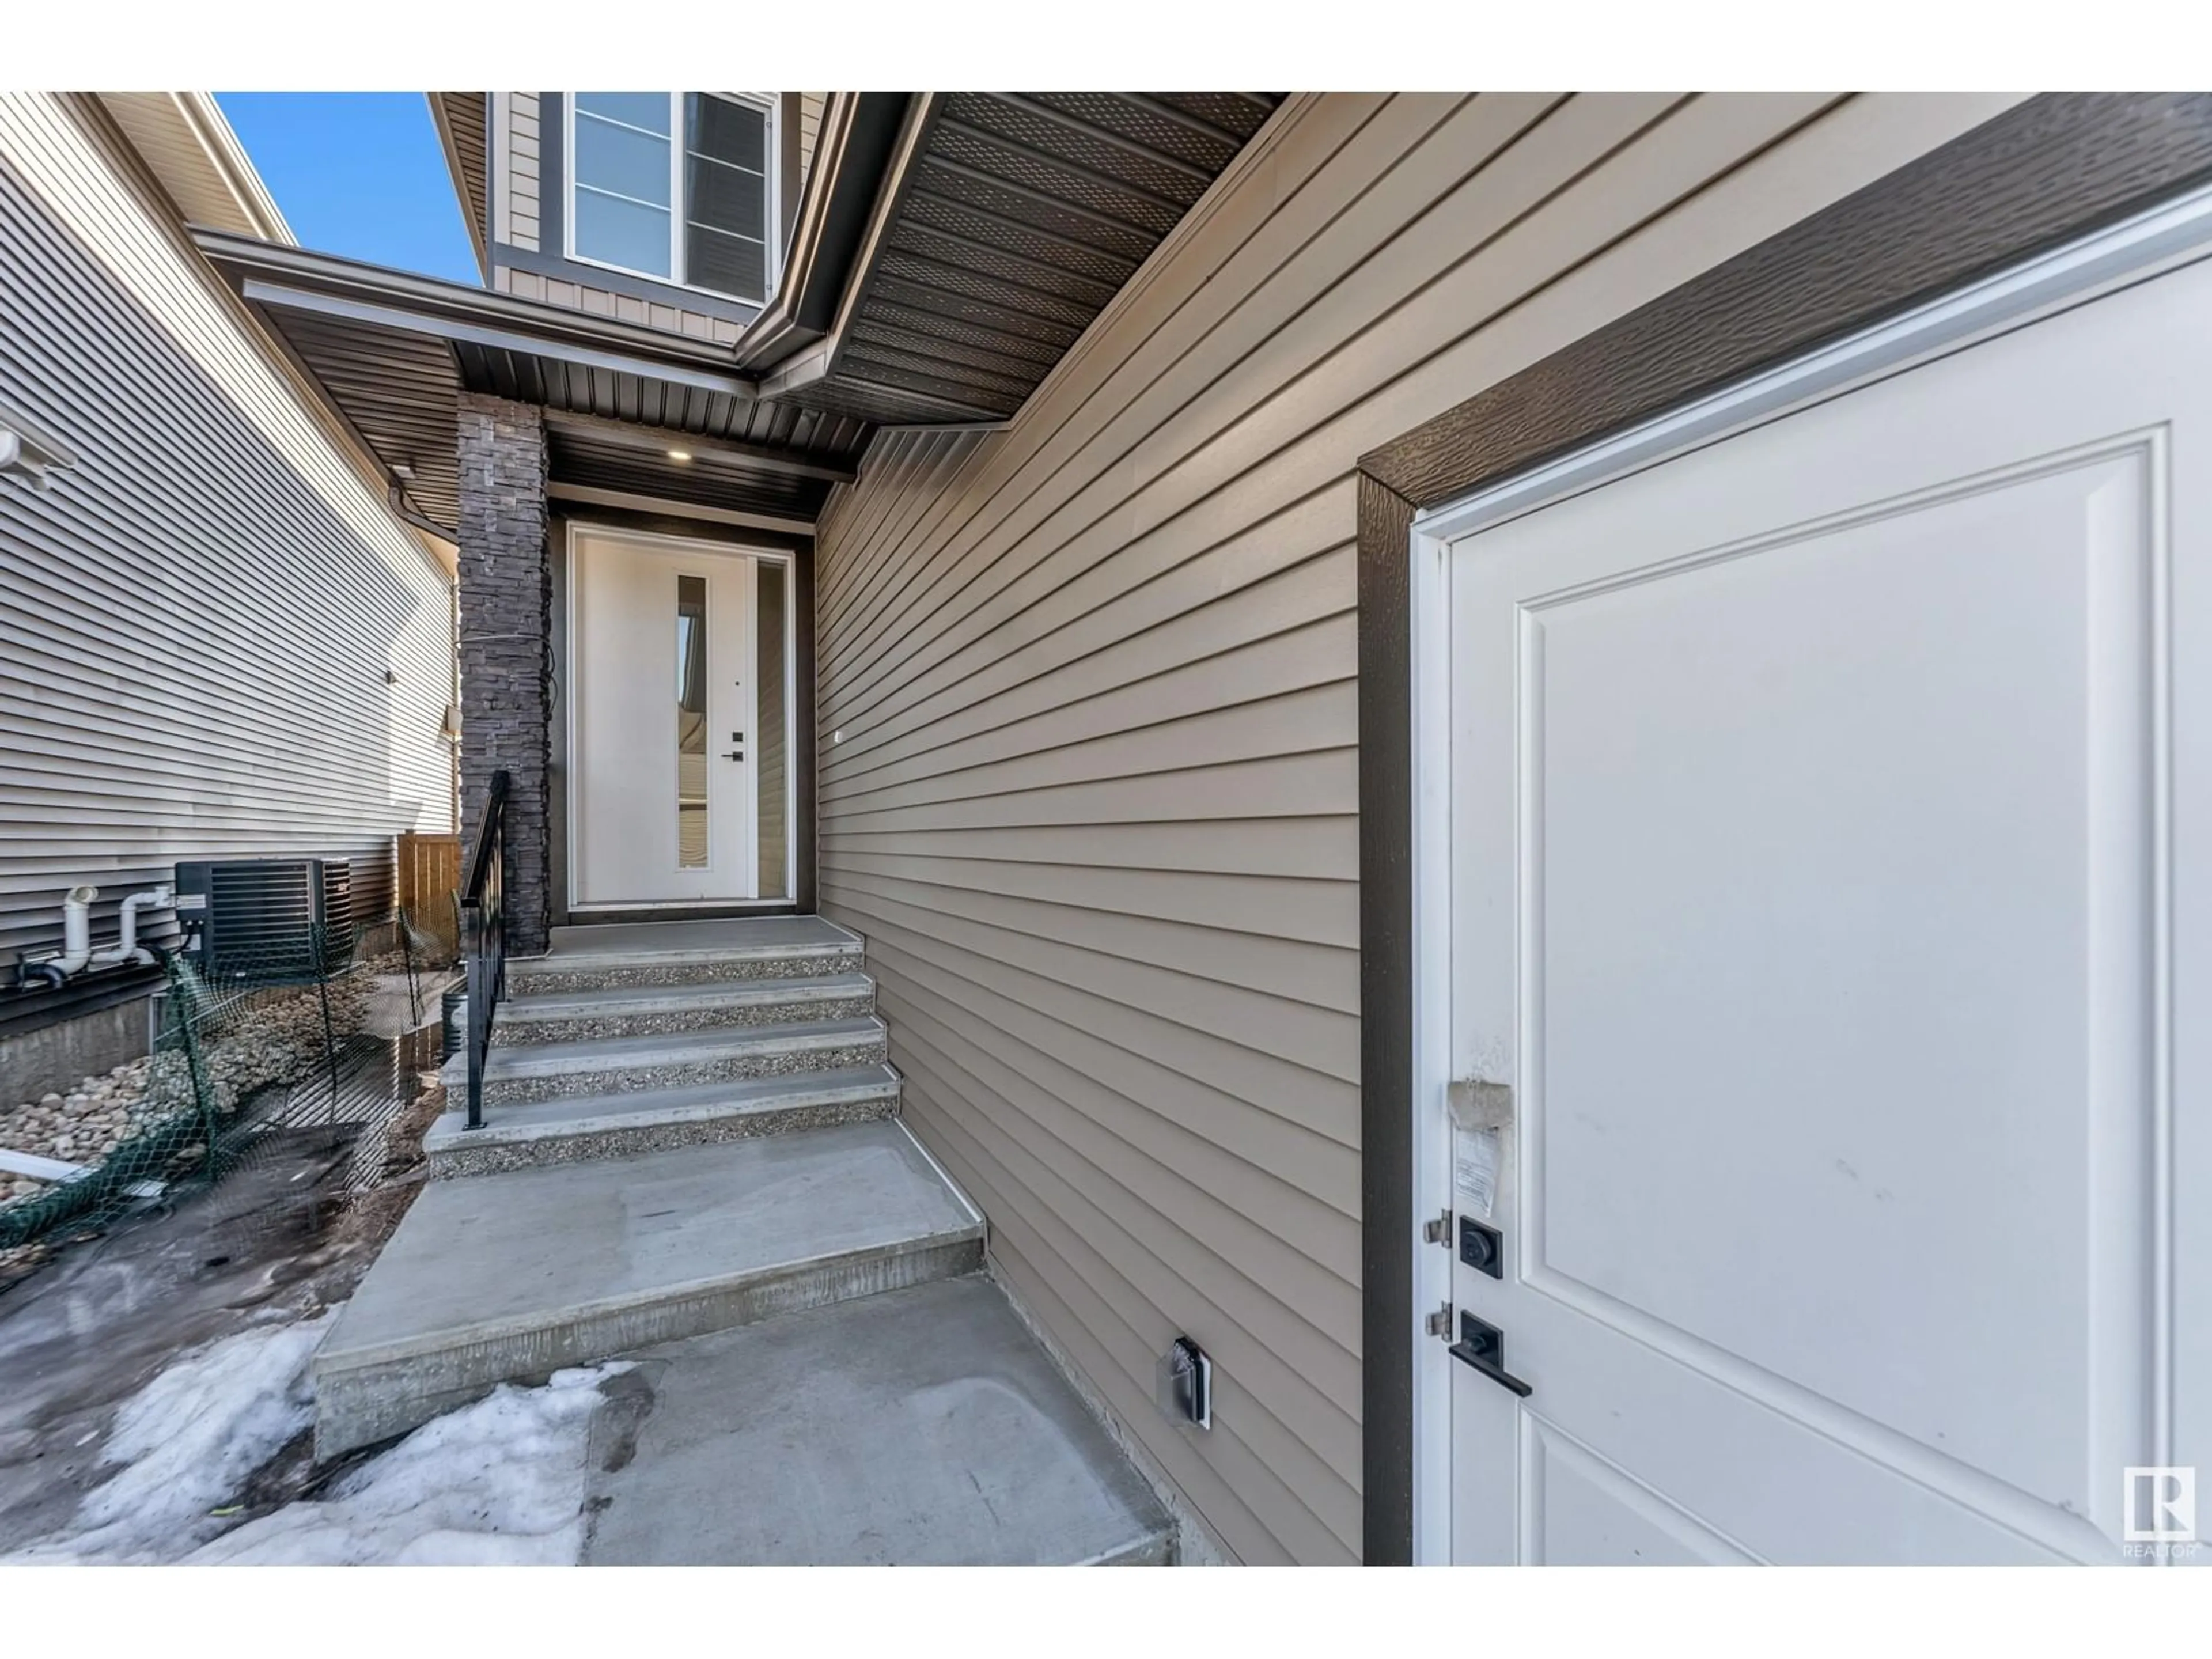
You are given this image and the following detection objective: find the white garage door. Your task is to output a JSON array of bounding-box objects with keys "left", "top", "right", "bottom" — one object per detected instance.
[{"left": 1423, "top": 214, "right": 2210, "bottom": 1564}]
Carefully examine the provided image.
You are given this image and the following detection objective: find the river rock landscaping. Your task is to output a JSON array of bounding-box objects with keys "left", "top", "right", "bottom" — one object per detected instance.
[{"left": 0, "top": 964, "right": 387, "bottom": 1219}]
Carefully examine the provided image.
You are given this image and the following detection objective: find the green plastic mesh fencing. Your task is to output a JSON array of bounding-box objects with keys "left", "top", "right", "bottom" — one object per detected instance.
[{"left": 0, "top": 905, "right": 455, "bottom": 1253}]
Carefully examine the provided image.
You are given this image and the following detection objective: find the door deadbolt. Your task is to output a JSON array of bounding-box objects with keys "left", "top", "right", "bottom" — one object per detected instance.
[{"left": 1459, "top": 1216, "right": 1502, "bottom": 1279}]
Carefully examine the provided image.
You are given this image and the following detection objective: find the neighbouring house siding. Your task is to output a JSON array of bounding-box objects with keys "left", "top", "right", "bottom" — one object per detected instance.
[
  {"left": 0, "top": 92, "right": 456, "bottom": 978},
  {"left": 812, "top": 90, "right": 2026, "bottom": 1564}
]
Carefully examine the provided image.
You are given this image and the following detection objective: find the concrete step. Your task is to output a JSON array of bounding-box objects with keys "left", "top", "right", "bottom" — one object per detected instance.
[
  {"left": 510, "top": 915, "right": 865, "bottom": 994},
  {"left": 422, "top": 1062, "right": 904, "bottom": 1178},
  {"left": 581, "top": 1274, "right": 1174, "bottom": 1566},
  {"left": 313, "top": 1119, "right": 983, "bottom": 1459},
  {"left": 442, "top": 1015, "right": 889, "bottom": 1109},
  {"left": 490, "top": 971, "right": 877, "bottom": 1047}
]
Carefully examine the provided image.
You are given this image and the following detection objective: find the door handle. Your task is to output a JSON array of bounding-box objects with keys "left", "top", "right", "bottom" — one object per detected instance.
[
  {"left": 1448, "top": 1312, "right": 1533, "bottom": 1398},
  {"left": 723, "top": 752, "right": 744, "bottom": 762}
]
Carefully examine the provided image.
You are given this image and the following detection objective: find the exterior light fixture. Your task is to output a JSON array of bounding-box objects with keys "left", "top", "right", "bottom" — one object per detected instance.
[{"left": 667, "top": 449, "right": 692, "bottom": 462}]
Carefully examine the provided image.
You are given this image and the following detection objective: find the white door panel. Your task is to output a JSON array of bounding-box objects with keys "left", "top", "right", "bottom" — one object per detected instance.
[
  {"left": 1521, "top": 1418, "right": 1762, "bottom": 1566},
  {"left": 573, "top": 531, "right": 758, "bottom": 906},
  {"left": 1443, "top": 250, "right": 2209, "bottom": 1563}
]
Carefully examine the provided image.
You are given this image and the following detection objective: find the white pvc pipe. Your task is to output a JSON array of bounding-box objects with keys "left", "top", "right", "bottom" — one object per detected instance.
[
  {"left": 56, "top": 885, "right": 96, "bottom": 975},
  {"left": 87, "top": 883, "right": 172, "bottom": 971}
]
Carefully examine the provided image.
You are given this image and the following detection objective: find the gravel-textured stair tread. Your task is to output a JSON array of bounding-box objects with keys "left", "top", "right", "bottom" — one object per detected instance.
[
  {"left": 502, "top": 972, "right": 873, "bottom": 1018},
  {"left": 479, "top": 1016, "right": 886, "bottom": 1079}
]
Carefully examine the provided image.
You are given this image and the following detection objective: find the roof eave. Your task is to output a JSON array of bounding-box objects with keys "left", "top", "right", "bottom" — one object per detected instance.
[
  {"left": 731, "top": 92, "right": 916, "bottom": 373},
  {"left": 193, "top": 228, "right": 762, "bottom": 398},
  {"left": 426, "top": 92, "right": 491, "bottom": 283},
  {"left": 96, "top": 92, "right": 294, "bottom": 245}
]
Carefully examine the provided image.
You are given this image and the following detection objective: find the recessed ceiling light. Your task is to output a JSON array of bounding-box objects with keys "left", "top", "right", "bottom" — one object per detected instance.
[{"left": 667, "top": 449, "right": 692, "bottom": 462}]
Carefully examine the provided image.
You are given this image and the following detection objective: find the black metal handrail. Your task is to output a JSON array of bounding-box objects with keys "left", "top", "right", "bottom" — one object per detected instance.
[{"left": 460, "top": 768, "right": 510, "bottom": 1130}]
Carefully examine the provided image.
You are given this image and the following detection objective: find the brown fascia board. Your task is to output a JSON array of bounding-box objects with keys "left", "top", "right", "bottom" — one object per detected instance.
[
  {"left": 732, "top": 92, "right": 920, "bottom": 374},
  {"left": 426, "top": 92, "right": 490, "bottom": 283},
  {"left": 190, "top": 228, "right": 759, "bottom": 396}
]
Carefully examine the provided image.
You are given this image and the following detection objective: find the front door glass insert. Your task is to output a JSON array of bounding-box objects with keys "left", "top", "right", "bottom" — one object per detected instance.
[{"left": 676, "top": 573, "right": 709, "bottom": 868}]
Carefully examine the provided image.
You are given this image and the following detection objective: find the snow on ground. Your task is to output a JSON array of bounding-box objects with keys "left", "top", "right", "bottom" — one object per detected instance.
[
  {"left": 185, "top": 1366, "right": 624, "bottom": 1566},
  {"left": 6, "top": 1315, "right": 330, "bottom": 1563},
  {"left": 5, "top": 1308, "right": 624, "bottom": 1566}
]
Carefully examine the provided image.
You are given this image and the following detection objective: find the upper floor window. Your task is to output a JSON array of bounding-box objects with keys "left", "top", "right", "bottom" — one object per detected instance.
[{"left": 567, "top": 92, "right": 777, "bottom": 304}]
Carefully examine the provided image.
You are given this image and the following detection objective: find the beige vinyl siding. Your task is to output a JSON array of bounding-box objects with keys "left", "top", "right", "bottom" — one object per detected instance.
[
  {"left": 497, "top": 263, "right": 748, "bottom": 346},
  {"left": 813, "top": 90, "right": 2026, "bottom": 1563},
  {"left": 0, "top": 93, "right": 455, "bottom": 968},
  {"left": 798, "top": 93, "right": 826, "bottom": 184},
  {"left": 500, "top": 90, "right": 541, "bottom": 252}
]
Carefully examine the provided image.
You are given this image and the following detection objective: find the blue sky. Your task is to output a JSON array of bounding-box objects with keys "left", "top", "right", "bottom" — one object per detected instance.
[{"left": 215, "top": 93, "right": 480, "bottom": 286}]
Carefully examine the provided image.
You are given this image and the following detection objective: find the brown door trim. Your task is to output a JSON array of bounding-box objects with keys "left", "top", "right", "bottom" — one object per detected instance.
[{"left": 1355, "top": 90, "right": 2212, "bottom": 1565}]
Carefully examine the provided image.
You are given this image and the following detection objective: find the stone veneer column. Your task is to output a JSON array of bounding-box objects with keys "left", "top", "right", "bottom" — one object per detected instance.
[{"left": 456, "top": 393, "right": 551, "bottom": 956}]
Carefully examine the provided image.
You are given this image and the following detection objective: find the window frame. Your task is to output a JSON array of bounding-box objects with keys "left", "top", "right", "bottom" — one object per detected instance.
[{"left": 562, "top": 90, "right": 782, "bottom": 305}]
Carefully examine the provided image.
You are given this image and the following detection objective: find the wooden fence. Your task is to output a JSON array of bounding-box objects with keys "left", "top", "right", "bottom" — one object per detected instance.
[{"left": 397, "top": 832, "right": 463, "bottom": 961}]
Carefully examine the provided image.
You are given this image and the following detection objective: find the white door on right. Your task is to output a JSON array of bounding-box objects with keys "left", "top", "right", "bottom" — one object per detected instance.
[{"left": 1445, "top": 251, "right": 2210, "bottom": 1563}]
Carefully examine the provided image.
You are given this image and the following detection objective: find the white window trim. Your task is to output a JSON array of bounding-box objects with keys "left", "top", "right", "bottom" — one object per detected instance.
[{"left": 563, "top": 91, "right": 782, "bottom": 306}]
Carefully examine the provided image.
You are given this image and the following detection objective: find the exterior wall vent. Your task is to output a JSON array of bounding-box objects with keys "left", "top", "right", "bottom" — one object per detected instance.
[{"left": 173, "top": 858, "right": 354, "bottom": 984}]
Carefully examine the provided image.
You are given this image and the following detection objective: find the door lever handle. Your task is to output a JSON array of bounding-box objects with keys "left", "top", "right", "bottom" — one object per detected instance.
[
  {"left": 1448, "top": 1312, "right": 1532, "bottom": 1398},
  {"left": 722, "top": 752, "right": 744, "bottom": 762}
]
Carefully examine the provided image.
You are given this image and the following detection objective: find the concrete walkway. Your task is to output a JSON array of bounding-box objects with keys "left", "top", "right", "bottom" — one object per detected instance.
[
  {"left": 582, "top": 1275, "right": 1172, "bottom": 1566},
  {"left": 315, "top": 1120, "right": 983, "bottom": 1456},
  {"left": 319, "top": 914, "right": 1174, "bottom": 1562}
]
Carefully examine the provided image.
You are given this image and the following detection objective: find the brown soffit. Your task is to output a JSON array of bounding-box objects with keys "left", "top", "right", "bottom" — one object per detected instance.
[
  {"left": 1354, "top": 89, "right": 2212, "bottom": 1570},
  {"left": 760, "top": 93, "right": 948, "bottom": 405},
  {"left": 540, "top": 408, "right": 857, "bottom": 484},
  {"left": 772, "top": 92, "right": 1287, "bottom": 426}
]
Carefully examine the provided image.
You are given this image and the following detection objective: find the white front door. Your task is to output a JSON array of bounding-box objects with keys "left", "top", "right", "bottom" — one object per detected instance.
[
  {"left": 572, "top": 528, "right": 759, "bottom": 906},
  {"left": 1436, "top": 243, "right": 2210, "bottom": 1563}
]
